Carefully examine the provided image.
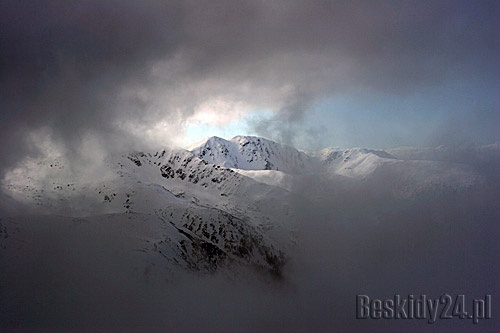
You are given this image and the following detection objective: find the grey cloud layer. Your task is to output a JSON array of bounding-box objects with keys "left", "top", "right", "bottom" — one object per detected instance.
[{"left": 1, "top": 0, "right": 497, "bottom": 174}]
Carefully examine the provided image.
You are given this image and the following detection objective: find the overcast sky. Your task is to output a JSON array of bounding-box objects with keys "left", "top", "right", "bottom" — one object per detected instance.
[{"left": 1, "top": 0, "right": 498, "bottom": 177}]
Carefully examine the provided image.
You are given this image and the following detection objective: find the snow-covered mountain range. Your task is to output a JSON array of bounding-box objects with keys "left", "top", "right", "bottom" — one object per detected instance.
[
  {"left": 1, "top": 135, "right": 492, "bottom": 277},
  {"left": 1, "top": 135, "right": 499, "bottom": 330}
]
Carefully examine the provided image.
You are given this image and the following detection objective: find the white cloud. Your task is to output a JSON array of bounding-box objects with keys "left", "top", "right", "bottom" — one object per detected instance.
[{"left": 189, "top": 97, "right": 252, "bottom": 127}]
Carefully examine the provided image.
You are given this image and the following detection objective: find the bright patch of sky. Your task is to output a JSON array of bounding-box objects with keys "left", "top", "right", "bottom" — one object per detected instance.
[
  {"left": 179, "top": 75, "right": 497, "bottom": 151},
  {"left": 181, "top": 109, "right": 275, "bottom": 148}
]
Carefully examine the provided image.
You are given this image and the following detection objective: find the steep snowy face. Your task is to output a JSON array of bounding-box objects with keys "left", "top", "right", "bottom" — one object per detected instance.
[
  {"left": 190, "top": 136, "right": 315, "bottom": 174},
  {"left": 124, "top": 148, "right": 245, "bottom": 198},
  {"left": 153, "top": 205, "right": 286, "bottom": 276}
]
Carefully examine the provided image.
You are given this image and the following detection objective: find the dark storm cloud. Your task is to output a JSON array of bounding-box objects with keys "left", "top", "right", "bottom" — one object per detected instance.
[
  {"left": 1, "top": 0, "right": 497, "bottom": 175},
  {"left": 0, "top": 0, "right": 186, "bottom": 171}
]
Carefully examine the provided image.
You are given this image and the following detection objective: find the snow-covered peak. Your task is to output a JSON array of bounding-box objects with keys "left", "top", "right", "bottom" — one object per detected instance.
[
  {"left": 189, "top": 135, "right": 314, "bottom": 174},
  {"left": 316, "top": 147, "right": 397, "bottom": 178}
]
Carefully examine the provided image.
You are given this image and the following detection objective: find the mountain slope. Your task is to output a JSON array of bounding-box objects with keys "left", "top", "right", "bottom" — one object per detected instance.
[
  {"left": 1, "top": 135, "right": 492, "bottom": 277},
  {"left": 317, "top": 147, "right": 398, "bottom": 178},
  {"left": 1, "top": 145, "right": 296, "bottom": 276}
]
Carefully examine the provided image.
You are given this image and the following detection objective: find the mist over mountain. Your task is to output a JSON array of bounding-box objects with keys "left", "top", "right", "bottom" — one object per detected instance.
[
  {"left": 0, "top": 136, "right": 498, "bottom": 332},
  {"left": 1, "top": 1, "right": 498, "bottom": 331}
]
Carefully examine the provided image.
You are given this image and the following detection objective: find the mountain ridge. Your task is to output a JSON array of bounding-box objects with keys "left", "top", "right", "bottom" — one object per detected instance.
[{"left": 1, "top": 135, "right": 495, "bottom": 276}]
